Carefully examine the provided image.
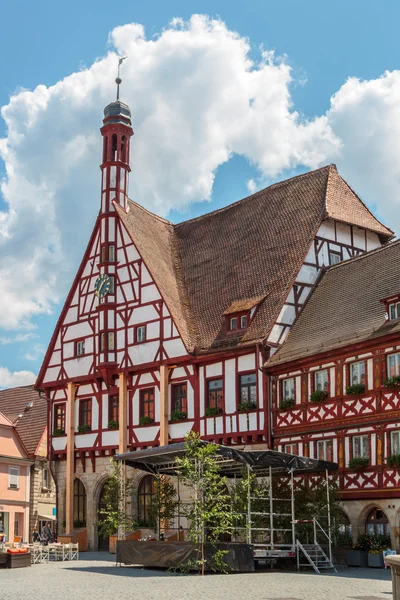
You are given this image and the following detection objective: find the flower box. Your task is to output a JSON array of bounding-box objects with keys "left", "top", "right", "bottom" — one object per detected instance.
[
  {"left": 368, "top": 553, "right": 384, "bottom": 568},
  {"left": 346, "top": 549, "right": 368, "bottom": 567},
  {"left": 309, "top": 390, "right": 329, "bottom": 404},
  {"left": 279, "top": 397, "right": 295, "bottom": 411}
]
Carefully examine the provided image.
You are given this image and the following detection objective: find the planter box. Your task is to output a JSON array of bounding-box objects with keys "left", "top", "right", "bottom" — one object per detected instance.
[
  {"left": 0, "top": 552, "right": 31, "bottom": 569},
  {"left": 346, "top": 549, "right": 368, "bottom": 567},
  {"left": 368, "top": 553, "right": 384, "bottom": 568}
]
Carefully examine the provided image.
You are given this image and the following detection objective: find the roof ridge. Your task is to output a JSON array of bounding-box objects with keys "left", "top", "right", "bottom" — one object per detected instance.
[
  {"left": 174, "top": 164, "right": 333, "bottom": 228},
  {"left": 125, "top": 198, "right": 173, "bottom": 226},
  {"left": 326, "top": 239, "right": 400, "bottom": 272}
]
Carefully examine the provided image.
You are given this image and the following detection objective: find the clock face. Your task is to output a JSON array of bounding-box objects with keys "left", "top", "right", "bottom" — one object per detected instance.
[{"left": 94, "top": 274, "right": 111, "bottom": 298}]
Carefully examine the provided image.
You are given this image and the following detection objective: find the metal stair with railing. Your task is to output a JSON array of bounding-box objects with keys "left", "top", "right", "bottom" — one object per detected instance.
[{"left": 296, "top": 539, "right": 337, "bottom": 574}]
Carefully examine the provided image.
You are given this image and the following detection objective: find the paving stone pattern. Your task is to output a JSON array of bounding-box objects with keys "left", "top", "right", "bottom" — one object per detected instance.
[{"left": 0, "top": 553, "right": 393, "bottom": 600}]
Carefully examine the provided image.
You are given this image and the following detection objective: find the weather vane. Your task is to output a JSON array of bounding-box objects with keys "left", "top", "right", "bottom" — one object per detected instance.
[{"left": 116, "top": 56, "right": 127, "bottom": 101}]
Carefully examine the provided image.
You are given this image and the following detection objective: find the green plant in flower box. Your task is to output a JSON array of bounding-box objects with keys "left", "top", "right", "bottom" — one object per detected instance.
[
  {"left": 170, "top": 410, "right": 187, "bottom": 423},
  {"left": 77, "top": 424, "right": 91, "bottom": 433},
  {"left": 279, "top": 397, "right": 295, "bottom": 411},
  {"left": 310, "top": 390, "right": 328, "bottom": 403},
  {"left": 387, "top": 454, "right": 400, "bottom": 468},
  {"left": 383, "top": 376, "right": 400, "bottom": 390},
  {"left": 205, "top": 406, "right": 223, "bottom": 417},
  {"left": 107, "top": 420, "right": 119, "bottom": 430},
  {"left": 53, "top": 428, "right": 65, "bottom": 437},
  {"left": 139, "top": 416, "right": 154, "bottom": 426},
  {"left": 346, "top": 384, "right": 365, "bottom": 395},
  {"left": 238, "top": 401, "right": 257, "bottom": 412},
  {"left": 348, "top": 456, "right": 369, "bottom": 470}
]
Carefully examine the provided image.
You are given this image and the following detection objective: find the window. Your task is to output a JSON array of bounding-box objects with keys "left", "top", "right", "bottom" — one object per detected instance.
[
  {"left": 103, "top": 136, "right": 108, "bottom": 163},
  {"left": 389, "top": 302, "right": 400, "bottom": 321},
  {"left": 284, "top": 443, "right": 297, "bottom": 455},
  {"left": 391, "top": 430, "right": 400, "bottom": 454},
  {"left": 108, "top": 332, "right": 115, "bottom": 351},
  {"left": 73, "top": 479, "right": 86, "bottom": 525},
  {"left": 109, "top": 396, "right": 119, "bottom": 422},
  {"left": 366, "top": 508, "right": 390, "bottom": 536},
  {"left": 282, "top": 377, "right": 295, "bottom": 400},
  {"left": 14, "top": 519, "right": 19, "bottom": 537},
  {"left": 136, "top": 325, "right": 146, "bottom": 343},
  {"left": 140, "top": 388, "right": 155, "bottom": 421},
  {"left": 352, "top": 435, "right": 369, "bottom": 459},
  {"left": 108, "top": 245, "right": 115, "bottom": 262},
  {"left": 329, "top": 251, "right": 341, "bottom": 266},
  {"left": 76, "top": 340, "right": 85, "bottom": 357},
  {"left": 388, "top": 353, "right": 400, "bottom": 378},
  {"left": 138, "top": 475, "right": 155, "bottom": 526},
  {"left": 101, "top": 245, "right": 106, "bottom": 263},
  {"left": 172, "top": 383, "right": 187, "bottom": 414},
  {"left": 350, "top": 361, "right": 366, "bottom": 386},
  {"left": 54, "top": 404, "right": 65, "bottom": 433},
  {"left": 43, "top": 468, "right": 50, "bottom": 490},
  {"left": 207, "top": 379, "right": 224, "bottom": 411},
  {"left": 100, "top": 333, "right": 105, "bottom": 352},
  {"left": 314, "top": 369, "right": 329, "bottom": 393},
  {"left": 111, "top": 134, "right": 117, "bottom": 161},
  {"left": 239, "top": 373, "right": 257, "bottom": 406},
  {"left": 8, "top": 467, "right": 19, "bottom": 490},
  {"left": 317, "top": 439, "right": 333, "bottom": 462},
  {"left": 108, "top": 276, "right": 115, "bottom": 294},
  {"left": 230, "top": 317, "right": 238, "bottom": 330},
  {"left": 79, "top": 399, "right": 92, "bottom": 430},
  {"left": 240, "top": 315, "right": 248, "bottom": 329}
]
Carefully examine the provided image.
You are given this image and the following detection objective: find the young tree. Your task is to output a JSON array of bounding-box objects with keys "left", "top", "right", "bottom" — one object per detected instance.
[
  {"left": 176, "top": 431, "right": 234, "bottom": 575},
  {"left": 148, "top": 475, "right": 179, "bottom": 534},
  {"left": 97, "top": 460, "right": 137, "bottom": 539}
]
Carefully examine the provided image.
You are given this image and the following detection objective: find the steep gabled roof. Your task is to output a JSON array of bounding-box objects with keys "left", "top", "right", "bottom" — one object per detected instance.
[
  {"left": 119, "top": 165, "right": 392, "bottom": 352},
  {"left": 0, "top": 386, "right": 47, "bottom": 456},
  {"left": 267, "top": 240, "right": 400, "bottom": 367}
]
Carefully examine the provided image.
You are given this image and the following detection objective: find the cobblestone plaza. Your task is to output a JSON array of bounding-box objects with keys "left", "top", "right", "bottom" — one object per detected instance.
[{"left": 0, "top": 553, "right": 393, "bottom": 600}]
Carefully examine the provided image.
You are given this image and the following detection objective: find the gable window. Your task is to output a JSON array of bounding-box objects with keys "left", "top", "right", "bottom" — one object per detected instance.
[
  {"left": 136, "top": 325, "right": 146, "bottom": 343},
  {"left": 240, "top": 315, "right": 248, "bottom": 328},
  {"left": 172, "top": 383, "right": 187, "bottom": 414},
  {"left": 109, "top": 396, "right": 119, "bottom": 423},
  {"left": 108, "top": 332, "right": 115, "bottom": 351},
  {"left": 352, "top": 435, "right": 369, "bottom": 460},
  {"left": 75, "top": 340, "right": 85, "bottom": 357},
  {"left": 329, "top": 251, "right": 341, "bottom": 266},
  {"left": 100, "top": 333, "right": 105, "bottom": 352},
  {"left": 54, "top": 404, "right": 66, "bottom": 433},
  {"left": 207, "top": 378, "right": 224, "bottom": 411},
  {"left": 314, "top": 369, "right": 329, "bottom": 393},
  {"left": 230, "top": 317, "right": 238, "bottom": 330},
  {"left": 389, "top": 302, "right": 400, "bottom": 321},
  {"left": 317, "top": 439, "right": 333, "bottom": 462},
  {"left": 43, "top": 467, "right": 50, "bottom": 490},
  {"left": 239, "top": 373, "right": 257, "bottom": 406},
  {"left": 108, "top": 245, "right": 115, "bottom": 262},
  {"left": 8, "top": 466, "right": 19, "bottom": 490},
  {"left": 391, "top": 431, "right": 400, "bottom": 454},
  {"left": 282, "top": 377, "right": 295, "bottom": 400},
  {"left": 140, "top": 388, "right": 155, "bottom": 421},
  {"left": 284, "top": 443, "right": 297, "bottom": 455},
  {"left": 108, "top": 276, "right": 115, "bottom": 294},
  {"left": 350, "top": 361, "right": 366, "bottom": 386},
  {"left": 388, "top": 353, "right": 400, "bottom": 378},
  {"left": 79, "top": 399, "right": 92, "bottom": 430}
]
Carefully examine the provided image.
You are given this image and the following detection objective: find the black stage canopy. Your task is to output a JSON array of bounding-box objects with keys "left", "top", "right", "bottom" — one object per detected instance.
[{"left": 114, "top": 442, "right": 337, "bottom": 478}]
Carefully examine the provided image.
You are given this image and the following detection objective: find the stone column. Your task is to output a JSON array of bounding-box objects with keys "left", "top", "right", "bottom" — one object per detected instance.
[
  {"left": 66, "top": 382, "right": 76, "bottom": 533},
  {"left": 385, "top": 555, "right": 400, "bottom": 599}
]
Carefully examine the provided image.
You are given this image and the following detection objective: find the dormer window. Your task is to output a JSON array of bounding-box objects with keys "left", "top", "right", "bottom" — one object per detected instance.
[
  {"left": 240, "top": 315, "right": 247, "bottom": 329},
  {"left": 223, "top": 296, "right": 266, "bottom": 334},
  {"left": 230, "top": 317, "right": 238, "bottom": 330},
  {"left": 389, "top": 302, "right": 400, "bottom": 321}
]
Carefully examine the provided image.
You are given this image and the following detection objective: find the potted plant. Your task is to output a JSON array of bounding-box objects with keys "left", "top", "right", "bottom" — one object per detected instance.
[
  {"left": 53, "top": 427, "right": 65, "bottom": 437},
  {"left": 107, "top": 420, "right": 119, "bottom": 430},
  {"left": 346, "top": 534, "right": 371, "bottom": 567},
  {"left": 279, "top": 397, "right": 295, "bottom": 411},
  {"left": 170, "top": 410, "right": 187, "bottom": 422},
  {"left": 238, "top": 401, "right": 257, "bottom": 412},
  {"left": 139, "top": 416, "right": 154, "bottom": 426},
  {"left": 367, "top": 534, "right": 391, "bottom": 568},
  {"left": 383, "top": 376, "right": 400, "bottom": 390},
  {"left": 77, "top": 424, "right": 91, "bottom": 433},
  {"left": 310, "top": 390, "right": 328, "bottom": 403},
  {"left": 205, "top": 406, "right": 223, "bottom": 417},
  {"left": 348, "top": 456, "right": 369, "bottom": 470},
  {"left": 346, "top": 384, "right": 365, "bottom": 395},
  {"left": 387, "top": 454, "right": 400, "bottom": 468}
]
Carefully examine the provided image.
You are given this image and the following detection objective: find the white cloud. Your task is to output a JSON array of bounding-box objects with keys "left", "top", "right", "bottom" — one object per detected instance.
[
  {"left": 247, "top": 179, "right": 257, "bottom": 194},
  {"left": 23, "top": 343, "right": 45, "bottom": 361},
  {"left": 0, "top": 15, "right": 398, "bottom": 336},
  {"left": 0, "top": 366, "right": 36, "bottom": 389},
  {"left": 0, "top": 333, "right": 34, "bottom": 345}
]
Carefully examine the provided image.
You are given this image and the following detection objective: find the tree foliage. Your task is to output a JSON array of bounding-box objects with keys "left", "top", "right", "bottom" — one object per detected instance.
[
  {"left": 148, "top": 475, "right": 179, "bottom": 533},
  {"left": 97, "top": 460, "right": 137, "bottom": 538}
]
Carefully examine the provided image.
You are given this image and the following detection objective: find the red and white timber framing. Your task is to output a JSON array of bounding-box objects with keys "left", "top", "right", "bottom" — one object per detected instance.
[{"left": 267, "top": 333, "right": 400, "bottom": 500}]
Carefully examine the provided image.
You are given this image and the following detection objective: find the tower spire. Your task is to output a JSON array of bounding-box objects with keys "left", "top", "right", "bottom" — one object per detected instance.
[{"left": 116, "top": 56, "right": 127, "bottom": 101}]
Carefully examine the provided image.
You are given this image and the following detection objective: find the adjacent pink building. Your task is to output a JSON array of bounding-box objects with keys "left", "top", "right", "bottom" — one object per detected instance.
[{"left": 0, "top": 411, "right": 32, "bottom": 542}]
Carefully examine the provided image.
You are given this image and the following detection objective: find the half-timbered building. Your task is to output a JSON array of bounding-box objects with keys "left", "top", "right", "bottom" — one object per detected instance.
[
  {"left": 266, "top": 241, "right": 400, "bottom": 547},
  {"left": 36, "top": 91, "right": 393, "bottom": 550}
]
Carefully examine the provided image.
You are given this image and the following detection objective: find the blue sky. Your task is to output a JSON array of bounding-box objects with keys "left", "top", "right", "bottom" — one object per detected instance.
[{"left": 1, "top": 1, "right": 400, "bottom": 386}]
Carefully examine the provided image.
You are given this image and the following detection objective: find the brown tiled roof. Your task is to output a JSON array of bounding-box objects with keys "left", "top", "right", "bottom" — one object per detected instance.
[
  {"left": 0, "top": 386, "right": 47, "bottom": 456},
  {"left": 267, "top": 240, "right": 400, "bottom": 367},
  {"left": 222, "top": 296, "right": 266, "bottom": 315},
  {"left": 119, "top": 165, "right": 392, "bottom": 352}
]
